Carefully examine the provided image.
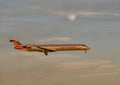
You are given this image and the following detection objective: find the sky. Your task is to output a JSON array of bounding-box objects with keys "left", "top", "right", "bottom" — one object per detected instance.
[{"left": 0, "top": 0, "right": 120, "bottom": 85}]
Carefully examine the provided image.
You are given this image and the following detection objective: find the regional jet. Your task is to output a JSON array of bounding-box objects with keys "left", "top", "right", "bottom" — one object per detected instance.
[{"left": 10, "top": 39, "right": 90, "bottom": 55}]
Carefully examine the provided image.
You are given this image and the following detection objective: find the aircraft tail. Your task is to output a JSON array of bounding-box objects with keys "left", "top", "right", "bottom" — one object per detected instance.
[{"left": 10, "top": 39, "right": 24, "bottom": 49}]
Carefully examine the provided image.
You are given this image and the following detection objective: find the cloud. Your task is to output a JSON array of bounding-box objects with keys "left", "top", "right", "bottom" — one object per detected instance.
[
  {"left": 79, "top": 72, "right": 119, "bottom": 77},
  {"left": 76, "top": 11, "right": 120, "bottom": 17},
  {"left": 57, "top": 60, "right": 119, "bottom": 77},
  {"left": 25, "top": 0, "right": 120, "bottom": 17},
  {"left": 58, "top": 60, "right": 116, "bottom": 70},
  {"left": 37, "top": 37, "right": 71, "bottom": 44},
  {"left": 80, "top": 29, "right": 120, "bottom": 42},
  {"left": 9, "top": 50, "right": 76, "bottom": 59},
  {"left": 10, "top": 51, "right": 43, "bottom": 57},
  {"left": 1, "top": 0, "right": 120, "bottom": 22},
  {"left": 52, "top": 9, "right": 120, "bottom": 17}
]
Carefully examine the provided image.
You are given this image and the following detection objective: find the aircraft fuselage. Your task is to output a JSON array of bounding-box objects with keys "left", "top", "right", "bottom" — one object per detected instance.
[{"left": 39, "top": 44, "right": 89, "bottom": 51}]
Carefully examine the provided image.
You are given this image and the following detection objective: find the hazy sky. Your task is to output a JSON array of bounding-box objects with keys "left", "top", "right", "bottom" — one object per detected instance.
[{"left": 0, "top": 0, "right": 120, "bottom": 85}]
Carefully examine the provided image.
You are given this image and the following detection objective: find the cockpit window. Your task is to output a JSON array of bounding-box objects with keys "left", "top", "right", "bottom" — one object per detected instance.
[{"left": 82, "top": 44, "right": 86, "bottom": 46}]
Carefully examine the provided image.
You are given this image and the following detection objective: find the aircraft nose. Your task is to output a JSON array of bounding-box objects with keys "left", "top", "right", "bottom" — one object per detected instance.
[{"left": 83, "top": 46, "right": 90, "bottom": 50}]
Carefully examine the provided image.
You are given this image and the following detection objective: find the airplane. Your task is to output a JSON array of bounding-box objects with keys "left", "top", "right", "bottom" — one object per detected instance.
[{"left": 10, "top": 39, "right": 90, "bottom": 55}]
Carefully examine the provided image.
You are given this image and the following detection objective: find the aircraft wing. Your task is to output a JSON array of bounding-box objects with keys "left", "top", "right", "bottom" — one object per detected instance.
[
  {"left": 24, "top": 44, "right": 55, "bottom": 55},
  {"left": 34, "top": 45, "right": 56, "bottom": 55},
  {"left": 37, "top": 46, "right": 56, "bottom": 52}
]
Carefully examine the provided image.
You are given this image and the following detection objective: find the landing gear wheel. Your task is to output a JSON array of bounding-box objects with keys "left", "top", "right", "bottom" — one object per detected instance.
[{"left": 44, "top": 50, "right": 48, "bottom": 55}]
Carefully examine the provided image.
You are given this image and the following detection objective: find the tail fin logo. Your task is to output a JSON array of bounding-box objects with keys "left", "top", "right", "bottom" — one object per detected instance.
[{"left": 10, "top": 39, "right": 24, "bottom": 49}]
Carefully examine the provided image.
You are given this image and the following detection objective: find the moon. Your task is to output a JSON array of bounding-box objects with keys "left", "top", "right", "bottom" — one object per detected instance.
[{"left": 67, "top": 14, "right": 76, "bottom": 21}]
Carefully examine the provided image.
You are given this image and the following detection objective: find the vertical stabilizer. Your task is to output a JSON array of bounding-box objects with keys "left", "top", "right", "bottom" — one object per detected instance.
[{"left": 10, "top": 39, "right": 23, "bottom": 49}]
